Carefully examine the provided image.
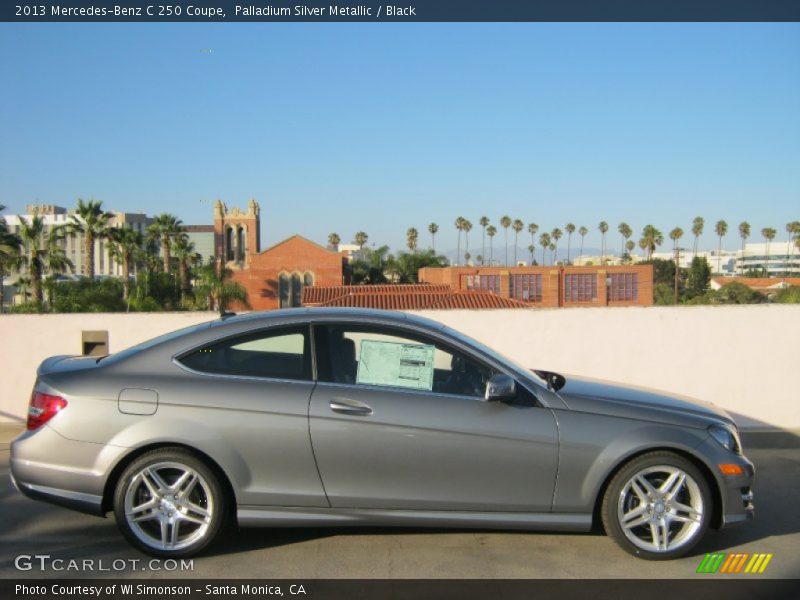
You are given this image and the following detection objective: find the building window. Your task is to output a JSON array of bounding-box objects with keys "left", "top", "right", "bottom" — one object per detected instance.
[
  {"left": 564, "top": 273, "right": 597, "bottom": 302},
  {"left": 510, "top": 274, "right": 542, "bottom": 302},
  {"left": 609, "top": 273, "right": 638, "bottom": 302},
  {"left": 236, "top": 226, "right": 245, "bottom": 261},
  {"left": 304, "top": 272, "right": 314, "bottom": 287},
  {"left": 225, "top": 227, "right": 234, "bottom": 261},
  {"left": 278, "top": 273, "right": 290, "bottom": 308},
  {"left": 463, "top": 274, "right": 501, "bottom": 294},
  {"left": 291, "top": 272, "right": 302, "bottom": 307}
]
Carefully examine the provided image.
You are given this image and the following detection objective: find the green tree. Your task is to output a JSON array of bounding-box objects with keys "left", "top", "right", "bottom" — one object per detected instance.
[
  {"left": 715, "top": 282, "right": 763, "bottom": 304},
  {"left": 479, "top": 216, "right": 489, "bottom": 262},
  {"left": 406, "top": 227, "right": 419, "bottom": 253},
  {"left": 173, "top": 233, "right": 198, "bottom": 301},
  {"left": 327, "top": 232, "right": 341, "bottom": 251},
  {"left": 691, "top": 216, "right": 704, "bottom": 258},
  {"left": 617, "top": 222, "right": 632, "bottom": 259},
  {"left": 148, "top": 213, "right": 184, "bottom": 273},
  {"left": 669, "top": 227, "right": 684, "bottom": 303},
  {"left": 539, "top": 232, "right": 551, "bottom": 266},
  {"left": 354, "top": 231, "right": 369, "bottom": 252},
  {"left": 774, "top": 286, "right": 800, "bottom": 304},
  {"left": 499, "top": 215, "right": 512, "bottom": 266},
  {"left": 786, "top": 221, "right": 800, "bottom": 274},
  {"left": 0, "top": 204, "right": 22, "bottom": 313},
  {"left": 512, "top": 219, "right": 524, "bottom": 265},
  {"left": 350, "top": 245, "right": 390, "bottom": 284},
  {"left": 598, "top": 221, "right": 609, "bottom": 263},
  {"left": 16, "top": 216, "right": 73, "bottom": 306},
  {"left": 761, "top": 227, "right": 777, "bottom": 276},
  {"left": 454, "top": 217, "right": 465, "bottom": 265},
  {"left": 654, "top": 283, "right": 676, "bottom": 306},
  {"left": 462, "top": 219, "right": 473, "bottom": 263},
  {"left": 714, "top": 219, "right": 728, "bottom": 274},
  {"left": 387, "top": 249, "right": 448, "bottom": 284},
  {"left": 565, "top": 223, "right": 576, "bottom": 264},
  {"left": 108, "top": 226, "right": 144, "bottom": 301},
  {"left": 551, "top": 228, "right": 563, "bottom": 265},
  {"left": 69, "top": 198, "right": 112, "bottom": 279},
  {"left": 195, "top": 264, "right": 250, "bottom": 315},
  {"left": 684, "top": 256, "right": 712, "bottom": 300},
  {"left": 738, "top": 221, "right": 750, "bottom": 275},
  {"left": 528, "top": 244, "right": 535, "bottom": 265},
  {"left": 428, "top": 223, "right": 438, "bottom": 252},
  {"left": 578, "top": 226, "right": 588, "bottom": 259},
  {"left": 640, "top": 225, "right": 664, "bottom": 260},
  {"left": 486, "top": 225, "right": 497, "bottom": 263}
]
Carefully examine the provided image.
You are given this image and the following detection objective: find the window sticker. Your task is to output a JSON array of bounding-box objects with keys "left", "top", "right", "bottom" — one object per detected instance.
[{"left": 356, "top": 340, "right": 435, "bottom": 391}]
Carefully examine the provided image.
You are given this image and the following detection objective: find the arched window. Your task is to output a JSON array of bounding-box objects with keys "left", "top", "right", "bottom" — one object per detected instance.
[
  {"left": 278, "top": 273, "right": 290, "bottom": 308},
  {"left": 291, "top": 272, "right": 302, "bottom": 307},
  {"left": 225, "top": 227, "right": 234, "bottom": 261},
  {"left": 236, "top": 226, "right": 245, "bottom": 261},
  {"left": 303, "top": 272, "right": 314, "bottom": 287}
]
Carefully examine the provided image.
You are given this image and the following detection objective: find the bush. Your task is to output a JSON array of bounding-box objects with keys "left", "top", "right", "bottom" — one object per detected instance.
[
  {"left": 653, "top": 283, "right": 675, "bottom": 305},
  {"left": 774, "top": 286, "right": 800, "bottom": 304},
  {"left": 715, "top": 282, "right": 764, "bottom": 304},
  {"left": 52, "top": 278, "right": 126, "bottom": 312},
  {"left": 7, "top": 302, "right": 46, "bottom": 313}
]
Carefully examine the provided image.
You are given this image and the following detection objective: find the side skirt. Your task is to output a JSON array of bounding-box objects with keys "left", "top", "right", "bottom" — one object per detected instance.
[{"left": 237, "top": 506, "right": 592, "bottom": 531}]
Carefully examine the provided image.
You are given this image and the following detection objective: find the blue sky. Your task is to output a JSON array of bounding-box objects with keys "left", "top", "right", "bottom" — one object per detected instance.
[{"left": 1, "top": 23, "right": 798, "bottom": 254}]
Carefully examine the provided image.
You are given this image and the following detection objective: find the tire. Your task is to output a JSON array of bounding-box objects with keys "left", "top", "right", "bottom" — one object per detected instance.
[
  {"left": 113, "top": 447, "right": 227, "bottom": 557},
  {"left": 601, "top": 451, "right": 712, "bottom": 560}
]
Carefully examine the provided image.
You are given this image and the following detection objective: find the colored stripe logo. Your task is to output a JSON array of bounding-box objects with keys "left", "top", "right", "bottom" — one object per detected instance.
[{"left": 696, "top": 553, "right": 773, "bottom": 574}]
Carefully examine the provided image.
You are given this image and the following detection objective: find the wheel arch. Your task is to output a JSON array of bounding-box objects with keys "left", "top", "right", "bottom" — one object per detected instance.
[
  {"left": 590, "top": 446, "right": 724, "bottom": 532},
  {"left": 101, "top": 442, "right": 238, "bottom": 523}
]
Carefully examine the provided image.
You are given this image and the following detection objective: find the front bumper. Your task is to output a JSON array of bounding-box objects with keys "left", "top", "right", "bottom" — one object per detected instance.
[{"left": 10, "top": 424, "right": 126, "bottom": 517}]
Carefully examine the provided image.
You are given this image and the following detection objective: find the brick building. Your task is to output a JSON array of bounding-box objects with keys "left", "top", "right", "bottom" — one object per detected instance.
[
  {"left": 418, "top": 264, "right": 653, "bottom": 307},
  {"left": 214, "top": 199, "right": 345, "bottom": 310}
]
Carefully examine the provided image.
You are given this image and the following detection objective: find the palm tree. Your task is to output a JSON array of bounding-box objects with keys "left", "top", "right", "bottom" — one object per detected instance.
[
  {"left": 714, "top": 220, "right": 728, "bottom": 274},
  {"left": 625, "top": 239, "right": 635, "bottom": 260},
  {"left": 108, "top": 226, "right": 143, "bottom": 301},
  {"left": 692, "top": 217, "right": 704, "bottom": 258},
  {"left": 527, "top": 244, "right": 535, "bottom": 265},
  {"left": 527, "top": 223, "right": 539, "bottom": 255},
  {"left": 454, "top": 217, "right": 465, "bottom": 266},
  {"left": 428, "top": 223, "right": 439, "bottom": 252},
  {"left": 196, "top": 264, "right": 250, "bottom": 315},
  {"left": 406, "top": 227, "right": 419, "bottom": 253},
  {"left": 549, "top": 243, "right": 556, "bottom": 264},
  {"left": 16, "top": 216, "right": 73, "bottom": 306},
  {"left": 148, "top": 213, "right": 184, "bottom": 273},
  {"left": 0, "top": 204, "right": 22, "bottom": 313},
  {"left": 618, "top": 222, "right": 632, "bottom": 258},
  {"left": 462, "top": 219, "right": 473, "bottom": 264},
  {"left": 598, "top": 221, "right": 609, "bottom": 264},
  {"left": 486, "top": 225, "right": 497, "bottom": 263},
  {"left": 173, "top": 233, "right": 198, "bottom": 299},
  {"left": 499, "top": 216, "right": 512, "bottom": 266},
  {"left": 511, "top": 219, "right": 524, "bottom": 265},
  {"left": 479, "top": 216, "right": 490, "bottom": 263},
  {"left": 640, "top": 225, "right": 664, "bottom": 260},
  {"left": 69, "top": 198, "right": 112, "bottom": 279},
  {"left": 670, "top": 227, "right": 684, "bottom": 303},
  {"left": 738, "top": 221, "right": 751, "bottom": 275},
  {"left": 551, "top": 228, "right": 563, "bottom": 265},
  {"left": 762, "top": 227, "right": 777, "bottom": 276},
  {"left": 327, "top": 232, "right": 341, "bottom": 251},
  {"left": 539, "top": 232, "right": 551, "bottom": 266},
  {"left": 786, "top": 221, "right": 800, "bottom": 274},
  {"left": 578, "top": 226, "right": 588, "bottom": 260},
  {"left": 564, "top": 223, "right": 575, "bottom": 264},
  {"left": 354, "top": 231, "right": 369, "bottom": 252}
]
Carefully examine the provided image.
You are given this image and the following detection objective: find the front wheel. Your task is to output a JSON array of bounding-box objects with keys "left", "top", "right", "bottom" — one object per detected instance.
[
  {"left": 601, "top": 451, "right": 712, "bottom": 560},
  {"left": 113, "top": 448, "right": 227, "bottom": 557}
]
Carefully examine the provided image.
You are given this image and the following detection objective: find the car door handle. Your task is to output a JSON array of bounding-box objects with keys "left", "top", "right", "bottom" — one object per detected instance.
[{"left": 329, "top": 398, "right": 373, "bottom": 416}]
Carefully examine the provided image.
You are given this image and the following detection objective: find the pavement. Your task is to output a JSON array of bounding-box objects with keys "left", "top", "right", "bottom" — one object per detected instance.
[{"left": 1, "top": 423, "right": 798, "bottom": 579}]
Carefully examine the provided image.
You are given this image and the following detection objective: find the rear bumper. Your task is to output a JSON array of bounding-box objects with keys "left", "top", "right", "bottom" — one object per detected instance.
[{"left": 10, "top": 425, "right": 126, "bottom": 517}]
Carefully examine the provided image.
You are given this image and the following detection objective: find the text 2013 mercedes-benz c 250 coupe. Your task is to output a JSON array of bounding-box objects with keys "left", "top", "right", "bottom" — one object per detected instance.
[{"left": 11, "top": 308, "right": 754, "bottom": 559}]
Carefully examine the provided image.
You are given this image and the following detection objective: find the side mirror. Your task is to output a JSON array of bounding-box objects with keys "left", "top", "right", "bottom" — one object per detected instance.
[{"left": 485, "top": 374, "right": 516, "bottom": 402}]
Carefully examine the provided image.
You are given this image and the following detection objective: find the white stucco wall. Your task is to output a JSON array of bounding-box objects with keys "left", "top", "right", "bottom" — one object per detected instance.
[{"left": 0, "top": 306, "right": 797, "bottom": 431}]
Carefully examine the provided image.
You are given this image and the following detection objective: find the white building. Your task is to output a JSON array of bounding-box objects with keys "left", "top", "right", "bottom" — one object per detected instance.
[{"left": 734, "top": 242, "right": 800, "bottom": 277}]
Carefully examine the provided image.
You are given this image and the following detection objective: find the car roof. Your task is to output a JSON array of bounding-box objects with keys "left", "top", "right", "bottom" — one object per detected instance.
[{"left": 210, "top": 307, "right": 446, "bottom": 330}]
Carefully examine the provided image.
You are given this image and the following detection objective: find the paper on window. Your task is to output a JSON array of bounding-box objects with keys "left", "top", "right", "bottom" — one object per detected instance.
[{"left": 356, "top": 340, "right": 435, "bottom": 391}]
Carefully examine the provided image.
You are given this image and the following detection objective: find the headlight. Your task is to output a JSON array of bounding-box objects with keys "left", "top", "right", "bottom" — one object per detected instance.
[{"left": 709, "top": 424, "right": 742, "bottom": 454}]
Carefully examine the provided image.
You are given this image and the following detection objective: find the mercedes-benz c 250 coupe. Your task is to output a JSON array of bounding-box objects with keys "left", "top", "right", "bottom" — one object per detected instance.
[{"left": 11, "top": 308, "right": 754, "bottom": 559}]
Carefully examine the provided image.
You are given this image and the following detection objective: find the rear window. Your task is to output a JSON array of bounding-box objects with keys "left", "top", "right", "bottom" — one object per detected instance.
[{"left": 177, "top": 326, "right": 311, "bottom": 381}]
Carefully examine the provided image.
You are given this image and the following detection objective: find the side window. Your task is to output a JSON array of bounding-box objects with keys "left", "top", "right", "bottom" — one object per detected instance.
[
  {"left": 178, "top": 326, "right": 311, "bottom": 381},
  {"left": 314, "top": 325, "right": 495, "bottom": 398}
]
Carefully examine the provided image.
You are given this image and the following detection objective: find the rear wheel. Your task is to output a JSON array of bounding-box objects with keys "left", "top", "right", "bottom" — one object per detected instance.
[
  {"left": 113, "top": 448, "right": 226, "bottom": 557},
  {"left": 601, "top": 451, "right": 712, "bottom": 560}
]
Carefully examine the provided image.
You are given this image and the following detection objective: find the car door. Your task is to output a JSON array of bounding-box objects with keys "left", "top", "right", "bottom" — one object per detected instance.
[
  {"left": 308, "top": 322, "right": 559, "bottom": 512},
  {"left": 175, "top": 324, "right": 328, "bottom": 507}
]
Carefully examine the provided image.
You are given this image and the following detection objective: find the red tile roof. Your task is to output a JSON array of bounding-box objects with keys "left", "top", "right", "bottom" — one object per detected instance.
[
  {"left": 302, "top": 284, "right": 530, "bottom": 310},
  {"left": 712, "top": 277, "right": 800, "bottom": 290}
]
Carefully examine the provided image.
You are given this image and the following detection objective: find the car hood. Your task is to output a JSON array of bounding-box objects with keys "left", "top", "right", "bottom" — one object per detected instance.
[{"left": 554, "top": 374, "right": 735, "bottom": 429}]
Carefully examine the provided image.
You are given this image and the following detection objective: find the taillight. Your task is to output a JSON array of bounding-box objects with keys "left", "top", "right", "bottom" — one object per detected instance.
[{"left": 27, "top": 391, "right": 68, "bottom": 430}]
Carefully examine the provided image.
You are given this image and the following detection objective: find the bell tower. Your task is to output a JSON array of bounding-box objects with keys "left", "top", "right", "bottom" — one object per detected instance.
[{"left": 213, "top": 199, "right": 260, "bottom": 268}]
